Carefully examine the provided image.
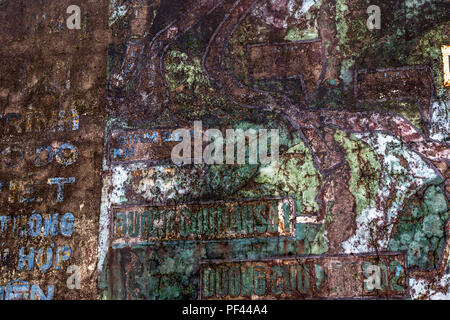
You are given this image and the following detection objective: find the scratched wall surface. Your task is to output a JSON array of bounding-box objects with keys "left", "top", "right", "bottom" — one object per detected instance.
[
  {"left": 1, "top": 0, "right": 449, "bottom": 300},
  {"left": 0, "top": 0, "right": 107, "bottom": 299}
]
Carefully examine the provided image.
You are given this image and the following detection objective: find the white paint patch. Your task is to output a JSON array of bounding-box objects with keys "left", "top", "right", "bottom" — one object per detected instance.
[
  {"left": 96, "top": 160, "right": 203, "bottom": 272},
  {"left": 341, "top": 132, "right": 438, "bottom": 254},
  {"left": 135, "top": 166, "right": 184, "bottom": 201},
  {"left": 110, "top": 165, "right": 130, "bottom": 204},
  {"left": 258, "top": 159, "right": 279, "bottom": 176},
  {"left": 298, "top": 0, "right": 318, "bottom": 16}
]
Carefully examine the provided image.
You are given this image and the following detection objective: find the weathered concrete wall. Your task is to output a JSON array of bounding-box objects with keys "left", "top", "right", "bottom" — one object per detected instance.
[
  {"left": 0, "top": 0, "right": 449, "bottom": 300},
  {"left": 0, "top": 0, "right": 108, "bottom": 299}
]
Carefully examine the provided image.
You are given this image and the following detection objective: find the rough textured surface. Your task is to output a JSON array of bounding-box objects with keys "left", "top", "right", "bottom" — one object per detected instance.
[
  {"left": 0, "top": 0, "right": 108, "bottom": 300},
  {"left": 0, "top": 0, "right": 449, "bottom": 300}
]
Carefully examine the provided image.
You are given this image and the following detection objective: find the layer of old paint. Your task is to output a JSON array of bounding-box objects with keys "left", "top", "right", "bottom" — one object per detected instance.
[{"left": 0, "top": 0, "right": 449, "bottom": 300}]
